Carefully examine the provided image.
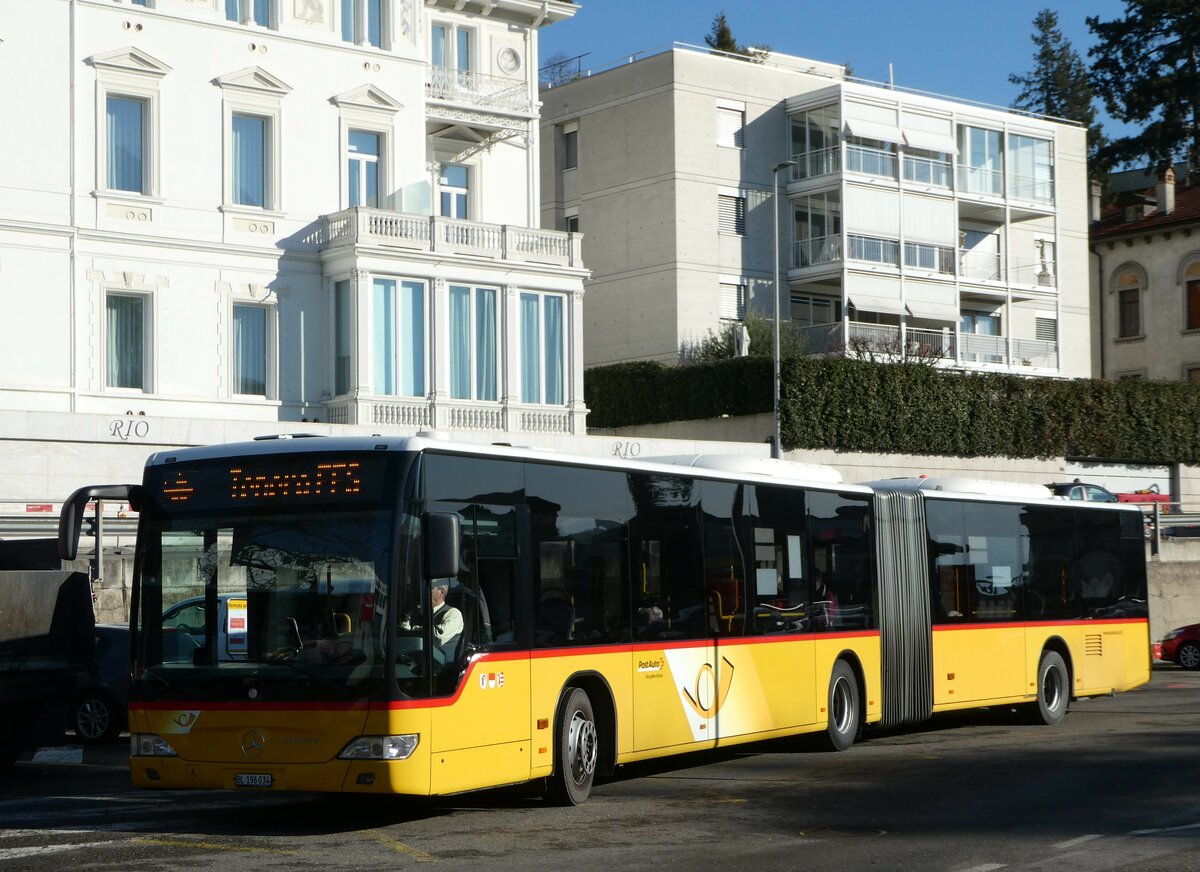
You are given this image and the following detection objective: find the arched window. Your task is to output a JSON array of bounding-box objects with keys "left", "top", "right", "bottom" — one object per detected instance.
[
  {"left": 1179, "top": 255, "right": 1200, "bottom": 331},
  {"left": 1112, "top": 266, "right": 1145, "bottom": 339}
]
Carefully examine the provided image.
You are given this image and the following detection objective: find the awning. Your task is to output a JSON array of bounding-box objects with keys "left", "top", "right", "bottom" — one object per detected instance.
[
  {"left": 849, "top": 294, "right": 906, "bottom": 316},
  {"left": 905, "top": 298, "right": 961, "bottom": 322},
  {"left": 844, "top": 118, "right": 903, "bottom": 144},
  {"left": 903, "top": 128, "right": 959, "bottom": 155}
]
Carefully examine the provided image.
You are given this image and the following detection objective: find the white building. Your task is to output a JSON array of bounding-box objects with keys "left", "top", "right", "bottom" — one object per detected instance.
[
  {"left": 540, "top": 46, "right": 1090, "bottom": 376},
  {"left": 0, "top": 0, "right": 586, "bottom": 499}
]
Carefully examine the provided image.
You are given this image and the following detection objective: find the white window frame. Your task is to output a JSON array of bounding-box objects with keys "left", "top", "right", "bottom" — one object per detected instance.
[
  {"left": 341, "top": 0, "right": 389, "bottom": 49},
  {"left": 448, "top": 284, "right": 499, "bottom": 401},
  {"left": 436, "top": 161, "right": 473, "bottom": 220},
  {"left": 519, "top": 291, "right": 567, "bottom": 405},
  {"left": 372, "top": 277, "right": 428, "bottom": 398},
  {"left": 718, "top": 189, "right": 747, "bottom": 235},
  {"left": 561, "top": 121, "right": 579, "bottom": 171},
  {"left": 103, "top": 289, "right": 155, "bottom": 394},
  {"left": 230, "top": 299, "right": 276, "bottom": 399},
  {"left": 217, "top": 69, "right": 289, "bottom": 214},
  {"left": 333, "top": 85, "right": 401, "bottom": 211},
  {"left": 716, "top": 100, "right": 746, "bottom": 149},
  {"left": 346, "top": 127, "right": 386, "bottom": 209},
  {"left": 225, "top": 0, "right": 275, "bottom": 28},
  {"left": 718, "top": 279, "right": 747, "bottom": 321},
  {"left": 91, "top": 49, "right": 169, "bottom": 199},
  {"left": 430, "top": 19, "right": 474, "bottom": 71}
]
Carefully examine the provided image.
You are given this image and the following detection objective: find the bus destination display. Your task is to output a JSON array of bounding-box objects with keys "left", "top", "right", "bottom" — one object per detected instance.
[{"left": 150, "top": 455, "right": 386, "bottom": 510}]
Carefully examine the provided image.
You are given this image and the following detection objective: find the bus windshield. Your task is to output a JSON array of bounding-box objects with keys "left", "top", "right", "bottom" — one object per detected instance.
[{"left": 134, "top": 508, "right": 394, "bottom": 701}]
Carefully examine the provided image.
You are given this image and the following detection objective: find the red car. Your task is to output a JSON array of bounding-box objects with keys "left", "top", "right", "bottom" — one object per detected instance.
[{"left": 1160, "top": 623, "right": 1200, "bottom": 670}]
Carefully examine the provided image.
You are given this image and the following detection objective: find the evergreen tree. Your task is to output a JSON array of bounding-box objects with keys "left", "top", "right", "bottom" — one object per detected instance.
[
  {"left": 1088, "top": 2, "right": 1200, "bottom": 171},
  {"left": 704, "top": 11, "right": 744, "bottom": 55},
  {"left": 1009, "top": 10, "right": 1105, "bottom": 178}
]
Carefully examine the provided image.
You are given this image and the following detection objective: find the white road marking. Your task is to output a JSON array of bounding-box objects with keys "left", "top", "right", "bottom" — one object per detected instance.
[
  {"left": 0, "top": 840, "right": 121, "bottom": 861},
  {"left": 30, "top": 747, "right": 84, "bottom": 765},
  {"left": 959, "top": 865, "right": 1007, "bottom": 872},
  {"left": 1129, "top": 820, "right": 1200, "bottom": 836},
  {"left": 1053, "top": 834, "right": 1103, "bottom": 849}
]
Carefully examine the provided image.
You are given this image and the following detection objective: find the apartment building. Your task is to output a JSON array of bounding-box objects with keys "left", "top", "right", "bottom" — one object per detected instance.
[
  {"left": 0, "top": 0, "right": 585, "bottom": 498},
  {"left": 1090, "top": 168, "right": 1200, "bottom": 381},
  {"left": 540, "top": 46, "right": 1090, "bottom": 376}
]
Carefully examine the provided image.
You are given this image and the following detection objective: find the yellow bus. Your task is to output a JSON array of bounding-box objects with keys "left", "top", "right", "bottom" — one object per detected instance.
[{"left": 58, "top": 436, "right": 1150, "bottom": 804}]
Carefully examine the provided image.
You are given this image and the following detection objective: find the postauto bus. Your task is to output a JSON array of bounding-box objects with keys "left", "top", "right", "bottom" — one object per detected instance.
[{"left": 57, "top": 436, "right": 1150, "bottom": 804}]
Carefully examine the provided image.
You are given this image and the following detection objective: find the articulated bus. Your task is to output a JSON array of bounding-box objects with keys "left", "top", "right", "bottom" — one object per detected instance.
[{"left": 58, "top": 436, "right": 1150, "bottom": 804}]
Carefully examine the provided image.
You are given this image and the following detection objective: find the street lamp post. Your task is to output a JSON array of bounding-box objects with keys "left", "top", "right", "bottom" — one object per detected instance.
[{"left": 772, "top": 160, "right": 796, "bottom": 460}]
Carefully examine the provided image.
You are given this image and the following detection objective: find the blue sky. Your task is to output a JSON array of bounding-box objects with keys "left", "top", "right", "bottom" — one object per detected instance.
[{"left": 541, "top": 1, "right": 1130, "bottom": 129}]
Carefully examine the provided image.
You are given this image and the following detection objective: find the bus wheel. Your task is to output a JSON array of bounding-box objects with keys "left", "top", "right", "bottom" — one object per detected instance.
[
  {"left": 1028, "top": 650, "right": 1069, "bottom": 725},
  {"left": 824, "top": 661, "right": 860, "bottom": 752},
  {"left": 546, "top": 687, "right": 598, "bottom": 806}
]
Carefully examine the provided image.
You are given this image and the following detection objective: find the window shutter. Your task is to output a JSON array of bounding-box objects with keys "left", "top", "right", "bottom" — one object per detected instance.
[
  {"left": 718, "top": 194, "right": 746, "bottom": 234},
  {"left": 1035, "top": 317, "right": 1057, "bottom": 342},
  {"left": 719, "top": 283, "right": 746, "bottom": 320},
  {"left": 717, "top": 107, "right": 744, "bottom": 148}
]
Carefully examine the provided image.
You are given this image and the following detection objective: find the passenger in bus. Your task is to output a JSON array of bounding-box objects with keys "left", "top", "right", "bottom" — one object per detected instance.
[
  {"left": 637, "top": 605, "right": 665, "bottom": 638},
  {"left": 813, "top": 571, "right": 839, "bottom": 630}
]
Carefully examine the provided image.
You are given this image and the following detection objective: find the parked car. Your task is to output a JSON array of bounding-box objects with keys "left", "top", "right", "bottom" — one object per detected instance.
[
  {"left": 1161, "top": 622, "right": 1200, "bottom": 670},
  {"left": 1045, "top": 481, "right": 1120, "bottom": 503},
  {"left": 71, "top": 624, "right": 130, "bottom": 745}
]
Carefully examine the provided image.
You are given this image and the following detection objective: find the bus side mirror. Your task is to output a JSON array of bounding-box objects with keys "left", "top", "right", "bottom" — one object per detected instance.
[
  {"left": 422, "top": 512, "right": 460, "bottom": 580},
  {"left": 58, "top": 484, "right": 141, "bottom": 562}
]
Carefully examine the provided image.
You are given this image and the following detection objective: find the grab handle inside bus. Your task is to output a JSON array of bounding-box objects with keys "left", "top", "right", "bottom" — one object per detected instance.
[
  {"left": 423, "top": 511, "right": 460, "bottom": 580},
  {"left": 58, "top": 484, "right": 142, "bottom": 562}
]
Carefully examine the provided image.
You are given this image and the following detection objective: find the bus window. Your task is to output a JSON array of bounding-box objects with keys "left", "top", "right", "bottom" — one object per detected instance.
[
  {"left": 628, "top": 472, "right": 704, "bottom": 641},
  {"left": 1021, "top": 505, "right": 1080, "bottom": 620},
  {"left": 807, "top": 491, "right": 874, "bottom": 631},
  {"left": 745, "top": 484, "right": 808, "bottom": 634},
  {"left": 526, "top": 463, "right": 632, "bottom": 646},
  {"left": 700, "top": 479, "right": 745, "bottom": 636}
]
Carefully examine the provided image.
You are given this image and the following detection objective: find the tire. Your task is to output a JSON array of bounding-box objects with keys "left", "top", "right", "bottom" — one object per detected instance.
[
  {"left": 1178, "top": 641, "right": 1200, "bottom": 670},
  {"left": 545, "top": 687, "right": 599, "bottom": 806},
  {"left": 74, "top": 693, "right": 122, "bottom": 745},
  {"left": 823, "top": 660, "right": 861, "bottom": 752},
  {"left": 1027, "top": 650, "right": 1069, "bottom": 725}
]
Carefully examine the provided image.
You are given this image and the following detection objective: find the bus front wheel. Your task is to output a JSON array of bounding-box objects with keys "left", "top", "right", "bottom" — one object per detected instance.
[
  {"left": 1028, "top": 650, "right": 1069, "bottom": 726},
  {"left": 824, "top": 660, "right": 860, "bottom": 751},
  {"left": 546, "top": 687, "right": 598, "bottom": 806}
]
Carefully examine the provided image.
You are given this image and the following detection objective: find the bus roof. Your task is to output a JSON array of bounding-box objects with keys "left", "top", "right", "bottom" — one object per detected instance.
[
  {"left": 144, "top": 435, "right": 867, "bottom": 493},
  {"left": 860, "top": 476, "right": 1055, "bottom": 500}
]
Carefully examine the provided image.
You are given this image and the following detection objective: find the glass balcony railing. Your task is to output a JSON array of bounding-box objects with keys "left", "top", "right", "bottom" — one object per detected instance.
[
  {"left": 902, "top": 153, "right": 952, "bottom": 188},
  {"left": 790, "top": 146, "right": 841, "bottom": 181},
  {"left": 791, "top": 234, "right": 842, "bottom": 268},
  {"left": 846, "top": 145, "right": 897, "bottom": 179},
  {"left": 848, "top": 234, "right": 900, "bottom": 267}
]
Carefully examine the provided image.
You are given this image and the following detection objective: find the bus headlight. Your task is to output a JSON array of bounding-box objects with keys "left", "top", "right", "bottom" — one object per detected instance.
[
  {"left": 131, "top": 734, "right": 178, "bottom": 757},
  {"left": 338, "top": 735, "right": 419, "bottom": 760}
]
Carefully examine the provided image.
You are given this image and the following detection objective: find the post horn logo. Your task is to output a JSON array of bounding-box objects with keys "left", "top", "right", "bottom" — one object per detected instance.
[{"left": 682, "top": 656, "right": 735, "bottom": 718}]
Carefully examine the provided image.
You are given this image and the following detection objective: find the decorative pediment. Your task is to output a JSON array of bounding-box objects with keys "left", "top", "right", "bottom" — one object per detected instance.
[
  {"left": 215, "top": 67, "right": 292, "bottom": 97},
  {"left": 331, "top": 84, "right": 403, "bottom": 114},
  {"left": 87, "top": 47, "right": 172, "bottom": 78}
]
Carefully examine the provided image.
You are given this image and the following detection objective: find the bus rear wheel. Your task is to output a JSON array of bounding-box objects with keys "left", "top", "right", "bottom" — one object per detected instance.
[
  {"left": 824, "top": 660, "right": 860, "bottom": 751},
  {"left": 1027, "top": 650, "right": 1069, "bottom": 725},
  {"left": 546, "top": 687, "right": 598, "bottom": 806}
]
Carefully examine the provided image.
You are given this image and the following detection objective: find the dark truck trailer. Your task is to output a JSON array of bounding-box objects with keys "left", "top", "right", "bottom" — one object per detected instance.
[{"left": 0, "top": 549, "right": 95, "bottom": 766}]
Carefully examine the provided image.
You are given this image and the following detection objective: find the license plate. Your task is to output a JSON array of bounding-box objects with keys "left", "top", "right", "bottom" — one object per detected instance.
[{"left": 234, "top": 773, "right": 272, "bottom": 788}]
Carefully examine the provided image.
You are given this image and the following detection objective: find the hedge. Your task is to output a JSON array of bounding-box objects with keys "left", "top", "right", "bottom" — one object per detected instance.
[{"left": 584, "top": 357, "right": 1200, "bottom": 464}]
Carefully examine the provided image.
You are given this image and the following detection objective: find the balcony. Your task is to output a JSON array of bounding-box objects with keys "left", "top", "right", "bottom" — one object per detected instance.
[
  {"left": 318, "top": 207, "right": 584, "bottom": 268},
  {"left": 425, "top": 65, "right": 533, "bottom": 116},
  {"left": 846, "top": 144, "right": 897, "bottom": 179},
  {"left": 791, "top": 234, "right": 842, "bottom": 269},
  {"left": 324, "top": 395, "right": 576, "bottom": 435},
  {"left": 791, "top": 321, "right": 1057, "bottom": 370},
  {"left": 790, "top": 146, "right": 841, "bottom": 182}
]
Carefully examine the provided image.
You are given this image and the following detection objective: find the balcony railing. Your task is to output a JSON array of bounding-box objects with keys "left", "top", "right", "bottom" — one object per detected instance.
[
  {"left": 846, "top": 144, "right": 897, "bottom": 179},
  {"left": 325, "top": 395, "right": 576, "bottom": 434},
  {"left": 1009, "top": 254, "right": 1057, "bottom": 287},
  {"left": 319, "top": 207, "right": 584, "bottom": 268},
  {"left": 790, "top": 146, "right": 841, "bottom": 181},
  {"left": 902, "top": 153, "right": 952, "bottom": 188},
  {"left": 959, "top": 248, "right": 1003, "bottom": 282},
  {"left": 1007, "top": 172, "right": 1055, "bottom": 204},
  {"left": 792, "top": 234, "right": 842, "bottom": 269},
  {"left": 957, "top": 165, "right": 1003, "bottom": 197},
  {"left": 425, "top": 64, "right": 533, "bottom": 115},
  {"left": 791, "top": 321, "right": 1057, "bottom": 370},
  {"left": 904, "top": 241, "right": 955, "bottom": 275},
  {"left": 848, "top": 234, "right": 900, "bottom": 267}
]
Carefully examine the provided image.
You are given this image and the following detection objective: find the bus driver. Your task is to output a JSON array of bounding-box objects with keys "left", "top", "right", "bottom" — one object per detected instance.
[{"left": 402, "top": 580, "right": 464, "bottom": 647}]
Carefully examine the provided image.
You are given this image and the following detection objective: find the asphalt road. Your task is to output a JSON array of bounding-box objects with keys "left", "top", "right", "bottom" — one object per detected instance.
[{"left": 3, "top": 665, "right": 1199, "bottom": 871}]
